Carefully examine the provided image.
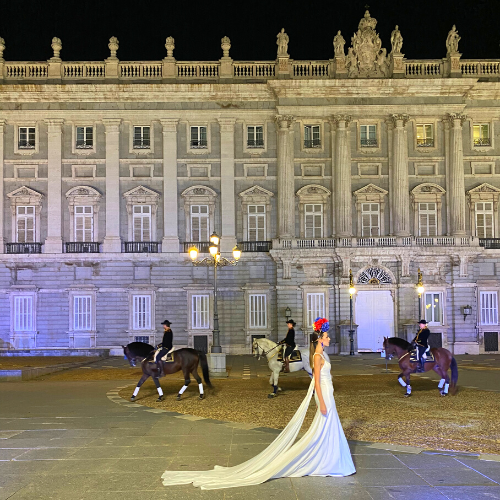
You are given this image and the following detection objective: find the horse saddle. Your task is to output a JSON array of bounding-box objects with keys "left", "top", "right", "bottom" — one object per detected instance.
[
  {"left": 277, "top": 349, "right": 302, "bottom": 363},
  {"left": 160, "top": 348, "right": 175, "bottom": 363},
  {"left": 409, "top": 349, "right": 434, "bottom": 363}
]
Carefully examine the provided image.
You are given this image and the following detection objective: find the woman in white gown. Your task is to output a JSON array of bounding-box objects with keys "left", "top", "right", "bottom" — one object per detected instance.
[{"left": 162, "top": 326, "right": 355, "bottom": 490}]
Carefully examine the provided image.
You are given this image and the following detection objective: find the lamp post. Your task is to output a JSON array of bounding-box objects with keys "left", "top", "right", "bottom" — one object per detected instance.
[
  {"left": 285, "top": 306, "right": 292, "bottom": 322},
  {"left": 416, "top": 268, "right": 425, "bottom": 320},
  {"left": 189, "top": 232, "right": 241, "bottom": 353},
  {"left": 348, "top": 269, "right": 356, "bottom": 356}
]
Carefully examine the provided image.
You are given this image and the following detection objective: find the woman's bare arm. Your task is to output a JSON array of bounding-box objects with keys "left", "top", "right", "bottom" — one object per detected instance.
[{"left": 313, "top": 353, "right": 327, "bottom": 415}]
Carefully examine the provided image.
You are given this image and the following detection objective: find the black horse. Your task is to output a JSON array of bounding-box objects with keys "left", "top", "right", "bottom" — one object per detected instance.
[
  {"left": 123, "top": 341, "right": 155, "bottom": 367},
  {"left": 130, "top": 348, "right": 212, "bottom": 402}
]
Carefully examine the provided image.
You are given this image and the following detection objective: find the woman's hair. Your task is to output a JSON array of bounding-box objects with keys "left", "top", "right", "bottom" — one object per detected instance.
[{"left": 309, "top": 331, "right": 325, "bottom": 371}]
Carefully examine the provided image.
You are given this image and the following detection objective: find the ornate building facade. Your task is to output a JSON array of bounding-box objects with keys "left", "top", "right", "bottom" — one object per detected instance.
[{"left": 0, "top": 11, "right": 499, "bottom": 355}]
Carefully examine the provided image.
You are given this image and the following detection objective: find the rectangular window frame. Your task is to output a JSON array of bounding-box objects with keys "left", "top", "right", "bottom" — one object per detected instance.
[
  {"left": 16, "top": 206, "right": 36, "bottom": 243},
  {"left": 246, "top": 125, "right": 265, "bottom": 149},
  {"left": 73, "top": 295, "right": 93, "bottom": 331},
  {"left": 416, "top": 124, "right": 435, "bottom": 148},
  {"left": 132, "top": 294, "right": 152, "bottom": 331},
  {"left": 359, "top": 124, "right": 378, "bottom": 148},
  {"left": 423, "top": 291, "right": 443, "bottom": 326},
  {"left": 475, "top": 201, "right": 494, "bottom": 238},
  {"left": 249, "top": 294, "right": 267, "bottom": 329},
  {"left": 361, "top": 203, "right": 380, "bottom": 237},
  {"left": 247, "top": 205, "right": 266, "bottom": 241},
  {"left": 190, "top": 204, "right": 210, "bottom": 242},
  {"left": 191, "top": 294, "right": 210, "bottom": 329},
  {"left": 15, "top": 125, "right": 38, "bottom": 154},
  {"left": 306, "top": 292, "right": 325, "bottom": 330},
  {"left": 133, "top": 205, "right": 152, "bottom": 242},
  {"left": 472, "top": 123, "right": 492, "bottom": 148},
  {"left": 418, "top": 202, "right": 438, "bottom": 237},
  {"left": 304, "top": 204, "right": 323, "bottom": 238},
  {"left": 74, "top": 206, "right": 94, "bottom": 242},
  {"left": 189, "top": 125, "right": 209, "bottom": 151},
  {"left": 303, "top": 125, "right": 321, "bottom": 149},
  {"left": 480, "top": 291, "right": 498, "bottom": 326}
]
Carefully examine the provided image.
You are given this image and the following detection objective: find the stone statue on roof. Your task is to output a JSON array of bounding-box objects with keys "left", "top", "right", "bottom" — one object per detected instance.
[
  {"left": 390, "top": 25, "right": 403, "bottom": 54},
  {"left": 277, "top": 28, "right": 289, "bottom": 57},
  {"left": 333, "top": 31, "right": 345, "bottom": 57},
  {"left": 446, "top": 25, "right": 461, "bottom": 54}
]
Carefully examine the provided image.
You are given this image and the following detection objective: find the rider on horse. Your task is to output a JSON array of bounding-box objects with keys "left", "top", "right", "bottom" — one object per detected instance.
[
  {"left": 154, "top": 320, "right": 173, "bottom": 376},
  {"left": 279, "top": 319, "right": 296, "bottom": 373},
  {"left": 412, "top": 319, "right": 430, "bottom": 372}
]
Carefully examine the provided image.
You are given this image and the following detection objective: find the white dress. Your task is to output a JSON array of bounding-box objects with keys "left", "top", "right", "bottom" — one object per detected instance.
[{"left": 161, "top": 353, "right": 356, "bottom": 490}]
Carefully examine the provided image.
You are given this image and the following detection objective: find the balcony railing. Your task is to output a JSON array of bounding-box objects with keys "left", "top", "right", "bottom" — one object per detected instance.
[
  {"left": 18, "top": 141, "right": 35, "bottom": 149},
  {"left": 239, "top": 241, "right": 272, "bottom": 252},
  {"left": 247, "top": 140, "right": 264, "bottom": 148},
  {"left": 474, "top": 138, "right": 491, "bottom": 147},
  {"left": 133, "top": 140, "right": 150, "bottom": 149},
  {"left": 123, "top": 241, "right": 160, "bottom": 253},
  {"left": 190, "top": 140, "right": 208, "bottom": 149},
  {"left": 6, "top": 243, "right": 42, "bottom": 254},
  {"left": 416, "top": 138, "right": 434, "bottom": 147},
  {"left": 360, "top": 138, "right": 378, "bottom": 147},
  {"left": 182, "top": 241, "right": 210, "bottom": 253},
  {"left": 479, "top": 238, "right": 500, "bottom": 249},
  {"left": 76, "top": 141, "right": 93, "bottom": 149},
  {"left": 304, "top": 139, "right": 321, "bottom": 149},
  {"left": 65, "top": 242, "right": 100, "bottom": 253}
]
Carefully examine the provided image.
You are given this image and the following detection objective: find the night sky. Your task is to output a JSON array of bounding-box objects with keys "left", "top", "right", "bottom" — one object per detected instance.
[{"left": 1, "top": 0, "right": 499, "bottom": 63}]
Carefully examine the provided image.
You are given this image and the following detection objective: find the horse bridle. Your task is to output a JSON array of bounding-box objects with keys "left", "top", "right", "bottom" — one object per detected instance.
[{"left": 253, "top": 341, "right": 281, "bottom": 360}]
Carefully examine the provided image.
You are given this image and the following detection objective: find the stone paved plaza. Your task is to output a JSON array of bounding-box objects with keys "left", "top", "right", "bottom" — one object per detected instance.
[{"left": 1, "top": 355, "right": 500, "bottom": 499}]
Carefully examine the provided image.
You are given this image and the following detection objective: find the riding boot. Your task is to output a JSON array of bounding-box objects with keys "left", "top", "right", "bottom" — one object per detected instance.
[
  {"left": 156, "top": 361, "right": 163, "bottom": 377},
  {"left": 419, "top": 357, "right": 425, "bottom": 372},
  {"left": 283, "top": 358, "right": 290, "bottom": 373}
]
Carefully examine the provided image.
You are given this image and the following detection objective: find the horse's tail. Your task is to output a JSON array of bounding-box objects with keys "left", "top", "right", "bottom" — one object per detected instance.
[
  {"left": 450, "top": 356, "right": 458, "bottom": 395},
  {"left": 198, "top": 352, "right": 212, "bottom": 388}
]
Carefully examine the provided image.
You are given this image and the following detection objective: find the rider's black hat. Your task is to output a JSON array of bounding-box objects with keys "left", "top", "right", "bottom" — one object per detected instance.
[
  {"left": 418, "top": 319, "right": 427, "bottom": 325},
  {"left": 286, "top": 319, "right": 296, "bottom": 326},
  {"left": 161, "top": 320, "right": 172, "bottom": 326}
]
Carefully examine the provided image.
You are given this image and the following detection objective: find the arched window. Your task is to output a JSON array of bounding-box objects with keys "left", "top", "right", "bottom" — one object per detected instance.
[{"left": 65, "top": 186, "right": 101, "bottom": 242}]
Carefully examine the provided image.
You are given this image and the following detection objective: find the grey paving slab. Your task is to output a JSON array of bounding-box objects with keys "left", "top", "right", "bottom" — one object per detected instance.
[
  {"left": 353, "top": 453, "right": 408, "bottom": 469},
  {"left": 354, "top": 468, "right": 430, "bottom": 487},
  {"left": 365, "top": 485, "right": 449, "bottom": 499},
  {"left": 436, "top": 485, "right": 500, "bottom": 499},
  {"left": 395, "top": 452, "right": 469, "bottom": 468},
  {"left": 412, "top": 467, "right": 498, "bottom": 486}
]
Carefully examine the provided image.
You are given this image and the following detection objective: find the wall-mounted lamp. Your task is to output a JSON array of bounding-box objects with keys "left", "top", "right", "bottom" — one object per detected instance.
[
  {"left": 462, "top": 305, "right": 472, "bottom": 321},
  {"left": 285, "top": 307, "right": 292, "bottom": 321}
]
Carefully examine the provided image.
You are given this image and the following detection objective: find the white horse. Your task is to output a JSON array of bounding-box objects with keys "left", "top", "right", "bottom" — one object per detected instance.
[{"left": 252, "top": 338, "right": 313, "bottom": 398}]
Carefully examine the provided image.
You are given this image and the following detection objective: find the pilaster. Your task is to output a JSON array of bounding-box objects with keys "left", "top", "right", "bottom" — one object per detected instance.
[
  {"left": 390, "top": 114, "right": 410, "bottom": 236},
  {"left": 276, "top": 115, "right": 295, "bottom": 238},
  {"left": 332, "top": 115, "right": 352, "bottom": 237},
  {"left": 160, "top": 119, "right": 179, "bottom": 252},
  {"left": 44, "top": 118, "right": 64, "bottom": 253},
  {"left": 0, "top": 119, "right": 5, "bottom": 253},
  {"left": 102, "top": 118, "right": 122, "bottom": 252},
  {"left": 218, "top": 118, "right": 237, "bottom": 252}
]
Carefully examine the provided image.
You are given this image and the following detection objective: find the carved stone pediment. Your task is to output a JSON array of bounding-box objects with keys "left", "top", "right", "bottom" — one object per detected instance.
[
  {"left": 354, "top": 183, "right": 388, "bottom": 196},
  {"left": 181, "top": 185, "right": 218, "bottom": 199},
  {"left": 65, "top": 186, "right": 101, "bottom": 199},
  {"left": 346, "top": 10, "right": 389, "bottom": 78},
  {"left": 238, "top": 185, "right": 274, "bottom": 199},
  {"left": 411, "top": 183, "right": 446, "bottom": 196},
  {"left": 123, "top": 185, "right": 160, "bottom": 199},
  {"left": 467, "top": 183, "right": 500, "bottom": 194},
  {"left": 7, "top": 186, "right": 43, "bottom": 200}
]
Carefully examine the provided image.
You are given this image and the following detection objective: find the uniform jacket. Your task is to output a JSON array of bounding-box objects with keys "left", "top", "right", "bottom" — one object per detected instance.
[
  {"left": 160, "top": 329, "right": 173, "bottom": 351},
  {"left": 414, "top": 327, "right": 430, "bottom": 348},
  {"left": 281, "top": 328, "right": 296, "bottom": 349}
]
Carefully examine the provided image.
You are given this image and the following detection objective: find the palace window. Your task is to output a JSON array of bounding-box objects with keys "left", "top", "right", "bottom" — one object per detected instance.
[
  {"left": 132, "top": 295, "right": 151, "bottom": 330},
  {"left": 418, "top": 202, "right": 437, "bottom": 237},
  {"left": 123, "top": 186, "right": 159, "bottom": 244},
  {"left": 190, "top": 126, "right": 208, "bottom": 148},
  {"left": 306, "top": 293, "right": 325, "bottom": 329},
  {"left": 248, "top": 205, "right": 266, "bottom": 241},
  {"left": 360, "top": 125, "right": 377, "bottom": 147},
  {"left": 190, "top": 205, "right": 210, "bottom": 241},
  {"left": 480, "top": 291, "right": 498, "bottom": 325},
  {"left": 14, "top": 295, "right": 34, "bottom": 331},
  {"left": 475, "top": 202, "right": 494, "bottom": 238},
  {"left": 249, "top": 294, "right": 267, "bottom": 328},
  {"left": 416, "top": 124, "right": 434, "bottom": 148},
  {"left": 304, "top": 125, "right": 321, "bottom": 149},
  {"left": 181, "top": 186, "right": 217, "bottom": 246},
  {"left": 361, "top": 203, "right": 380, "bottom": 237},
  {"left": 424, "top": 292, "right": 443, "bottom": 325},
  {"left": 133, "top": 205, "right": 151, "bottom": 242},
  {"left": 16, "top": 206, "right": 35, "bottom": 243},
  {"left": 304, "top": 204, "right": 323, "bottom": 238},
  {"left": 18, "top": 127, "right": 36, "bottom": 149},
  {"left": 133, "top": 126, "right": 150, "bottom": 149},
  {"left": 192, "top": 295, "right": 210, "bottom": 329},
  {"left": 73, "top": 295, "right": 92, "bottom": 331},
  {"left": 76, "top": 126, "right": 93, "bottom": 149},
  {"left": 74, "top": 206, "right": 93, "bottom": 242},
  {"left": 473, "top": 124, "right": 490, "bottom": 147},
  {"left": 247, "top": 126, "right": 264, "bottom": 148}
]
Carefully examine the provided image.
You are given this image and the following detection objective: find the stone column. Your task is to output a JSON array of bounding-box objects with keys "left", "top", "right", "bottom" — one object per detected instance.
[
  {"left": 160, "top": 119, "right": 179, "bottom": 252},
  {"left": 332, "top": 115, "right": 352, "bottom": 237},
  {"left": 218, "top": 118, "right": 237, "bottom": 252},
  {"left": 102, "top": 119, "right": 122, "bottom": 252},
  {"left": 276, "top": 115, "right": 295, "bottom": 238},
  {"left": 446, "top": 113, "right": 467, "bottom": 235},
  {"left": 0, "top": 120, "right": 5, "bottom": 253},
  {"left": 390, "top": 114, "right": 410, "bottom": 236},
  {"left": 44, "top": 119, "right": 64, "bottom": 253}
]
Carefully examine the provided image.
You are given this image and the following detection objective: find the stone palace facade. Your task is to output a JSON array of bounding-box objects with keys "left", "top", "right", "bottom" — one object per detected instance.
[{"left": 0, "top": 11, "right": 499, "bottom": 355}]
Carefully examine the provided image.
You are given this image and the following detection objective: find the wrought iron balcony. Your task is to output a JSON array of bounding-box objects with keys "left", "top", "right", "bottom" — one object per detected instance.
[
  {"left": 182, "top": 241, "right": 210, "bottom": 253},
  {"left": 479, "top": 238, "right": 500, "bottom": 249},
  {"left": 304, "top": 139, "right": 321, "bottom": 148},
  {"left": 65, "top": 242, "right": 100, "bottom": 253},
  {"left": 6, "top": 242, "right": 42, "bottom": 254},
  {"left": 360, "top": 138, "right": 378, "bottom": 147},
  {"left": 239, "top": 241, "right": 272, "bottom": 252},
  {"left": 190, "top": 140, "right": 208, "bottom": 149},
  {"left": 474, "top": 138, "right": 491, "bottom": 146},
  {"left": 18, "top": 141, "right": 36, "bottom": 149},
  {"left": 123, "top": 241, "right": 160, "bottom": 253},
  {"left": 416, "top": 138, "right": 434, "bottom": 147},
  {"left": 76, "top": 141, "right": 93, "bottom": 149},
  {"left": 247, "top": 139, "right": 264, "bottom": 148},
  {"left": 133, "top": 140, "right": 150, "bottom": 149}
]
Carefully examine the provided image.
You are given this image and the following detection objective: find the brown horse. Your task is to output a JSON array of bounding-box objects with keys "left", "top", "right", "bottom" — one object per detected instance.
[
  {"left": 130, "top": 348, "right": 212, "bottom": 402},
  {"left": 383, "top": 337, "right": 458, "bottom": 397}
]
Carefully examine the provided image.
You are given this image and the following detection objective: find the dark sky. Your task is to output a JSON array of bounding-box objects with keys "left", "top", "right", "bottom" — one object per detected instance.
[{"left": 1, "top": 0, "right": 499, "bottom": 62}]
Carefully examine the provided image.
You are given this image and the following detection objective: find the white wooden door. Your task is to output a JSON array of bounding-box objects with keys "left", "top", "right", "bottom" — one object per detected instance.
[{"left": 355, "top": 290, "right": 394, "bottom": 352}]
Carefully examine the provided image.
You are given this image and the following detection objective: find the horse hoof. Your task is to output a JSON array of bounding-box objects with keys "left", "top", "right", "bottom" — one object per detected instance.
[
  {"left": 268, "top": 393, "right": 276, "bottom": 399},
  {"left": 441, "top": 392, "right": 448, "bottom": 397},
  {"left": 199, "top": 394, "right": 204, "bottom": 400},
  {"left": 176, "top": 395, "right": 181, "bottom": 401},
  {"left": 156, "top": 396, "right": 164, "bottom": 402},
  {"left": 404, "top": 393, "right": 412, "bottom": 398},
  {"left": 130, "top": 396, "right": 136, "bottom": 402}
]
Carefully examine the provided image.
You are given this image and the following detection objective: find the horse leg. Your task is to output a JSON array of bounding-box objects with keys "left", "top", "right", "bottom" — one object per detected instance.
[
  {"left": 397, "top": 372, "right": 407, "bottom": 388},
  {"left": 153, "top": 377, "right": 164, "bottom": 402},
  {"left": 192, "top": 366, "right": 204, "bottom": 400},
  {"left": 404, "top": 372, "right": 412, "bottom": 397},
  {"left": 177, "top": 367, "right": 191, "bottom": 401},
  {"left": 433, "top": 364, "right": 446, "bottom": 394},
  {"left": 268, "top": 368, "right": 280, "bottom": 398},
  {"left": 130, "top": 374, "right": 148, "bottom": 401}
]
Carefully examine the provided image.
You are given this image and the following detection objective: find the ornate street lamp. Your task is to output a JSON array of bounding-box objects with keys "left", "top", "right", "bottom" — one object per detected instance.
[
  {"left": 416, "top": 268, "right": 425, "bottom": 320},
  {"left": 285, "top": 306, "right": 292, "bottom": 321},
  {"left": 189, "top": 232, "right": 241, "bottom": 353},
  {"left": 349, "top": 269, "right": 356, "bottom": 356}
]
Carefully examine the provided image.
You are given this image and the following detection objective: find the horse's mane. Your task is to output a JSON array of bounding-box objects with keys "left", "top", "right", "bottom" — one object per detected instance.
[{"left": 387, "top": 337, "right": 412, "bottom": 350}]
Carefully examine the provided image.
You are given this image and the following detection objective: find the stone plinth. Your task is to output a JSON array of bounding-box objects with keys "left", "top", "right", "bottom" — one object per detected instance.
[
  {"left": 207, "top": 352, "right": 228, "bottom": 377},
  {"left": 337, "top": 321, "right": 358, "bottom": 355}
]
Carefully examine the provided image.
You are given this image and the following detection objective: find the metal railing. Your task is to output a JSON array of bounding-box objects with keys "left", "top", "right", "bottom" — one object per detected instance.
[
  {"left": 65, "top": 242, "right": 100, "bottom": 253},
  {"left": 190, "top": 140, "right": 208, "bottom": 149},
  {"left": 416, "top": 138, "right": 434, "bottom": 147},
  {"left": 479, "top": 238, "right": 500, "bottom": 249},
  {"left": 76, "top": 141, "right": 93, "bottom": 149},
  {"left": 18, "top": 141, "right": 35, "bottom": 149},
  {"left": 182, "top": 241, "right": 210, "bottom": 253},
  {"left": 133, "top": 140, "right": 151, "bottom": 149},
  {"left": 238, "top": 241, "right": 272, "bottom": 252},
  {"left": 474, "top": 138, "right": 491, "bottom": 146},
  {"left": 123, "top": 241, "right": 160, "bottom": 253},
  {"left": 304, "top": 139, "right": 321, "bottom": 149},
  {"left": 6, "top": 243, "right": 42, "bottom": 254},
  {"left": 247, "top": 140, "right": 264, "bottom": 148},
  {"left": 360, "top": 138, "right": 378, "bottom": 147}
]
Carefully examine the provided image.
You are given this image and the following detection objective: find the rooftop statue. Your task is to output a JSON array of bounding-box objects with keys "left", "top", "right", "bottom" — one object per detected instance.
[
  {"left": 390, "top": 25, "right": 403, "bottom": 54},
  {"left": 333, "top": 30, "right": 345, "bottom": 57},
  {"left": 446, "top": 25, "right": 461, "bottom": 54},
  {"left": 277, "top": 28, "right": 289, "bottom": 57}
]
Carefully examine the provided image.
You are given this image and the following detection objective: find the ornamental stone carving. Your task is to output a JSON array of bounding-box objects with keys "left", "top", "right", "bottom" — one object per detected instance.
[
  {"left": 446, "top": 25, "right": 461, "bottom": 55},
  {"left": 165, "top": 37, "right": 175, "bottom": 58},
  {"left": 0, "top": 37, "right": 5, "bottom": 60},
  {"left": 346, "top": 10, "right": 389, "bottom": 78},
  {"left": 108, "top": 36, "right": 119, "bottom": 59},
  {"left": 390, "top": 25, "right": 403, "bottom": 54},
  {"left": 391, "top": 113, "right": 410, "bottom": 127},
  {"left": 333, "top": 31, "right": 345, "bottom": 57},
  {"left": 51, "top": 37, "right": 62, "bottom": 60},
  {"left": 276, "top": 28, "right": 289, "bottom": 57},
  {"left": 275, "top": 114, "right": 294, "bottom": 129},
  {"left": 221, "top": 36, "right": 231, "bottom": 58},
  {"left": 356, "top": 266, "right": 393, "bottom": 284}
]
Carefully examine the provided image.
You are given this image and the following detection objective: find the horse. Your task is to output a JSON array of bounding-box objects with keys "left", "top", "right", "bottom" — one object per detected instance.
[
  {"left": 130, "top": 348, "right": 212, "bottom": 402},
  {"left": 383, "top": 337, "right": 458, "bottom": 397},
  {"left": 123, "top": 341, "right": 154, "bottom": 367},
  {"left": 252, "top": 337, "right": 312, "bottom": 399}
]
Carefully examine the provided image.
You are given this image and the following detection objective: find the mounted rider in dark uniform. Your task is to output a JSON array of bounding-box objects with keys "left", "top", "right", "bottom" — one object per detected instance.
[
  {"left": 279, "top": 319, "right": 296, "bottom": 373},
  {"left": 412, "top": 319, "right": 430, "bottom": 372},
  {"left": 154, "top": 320, "right": 173, "bottom": 376}
]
